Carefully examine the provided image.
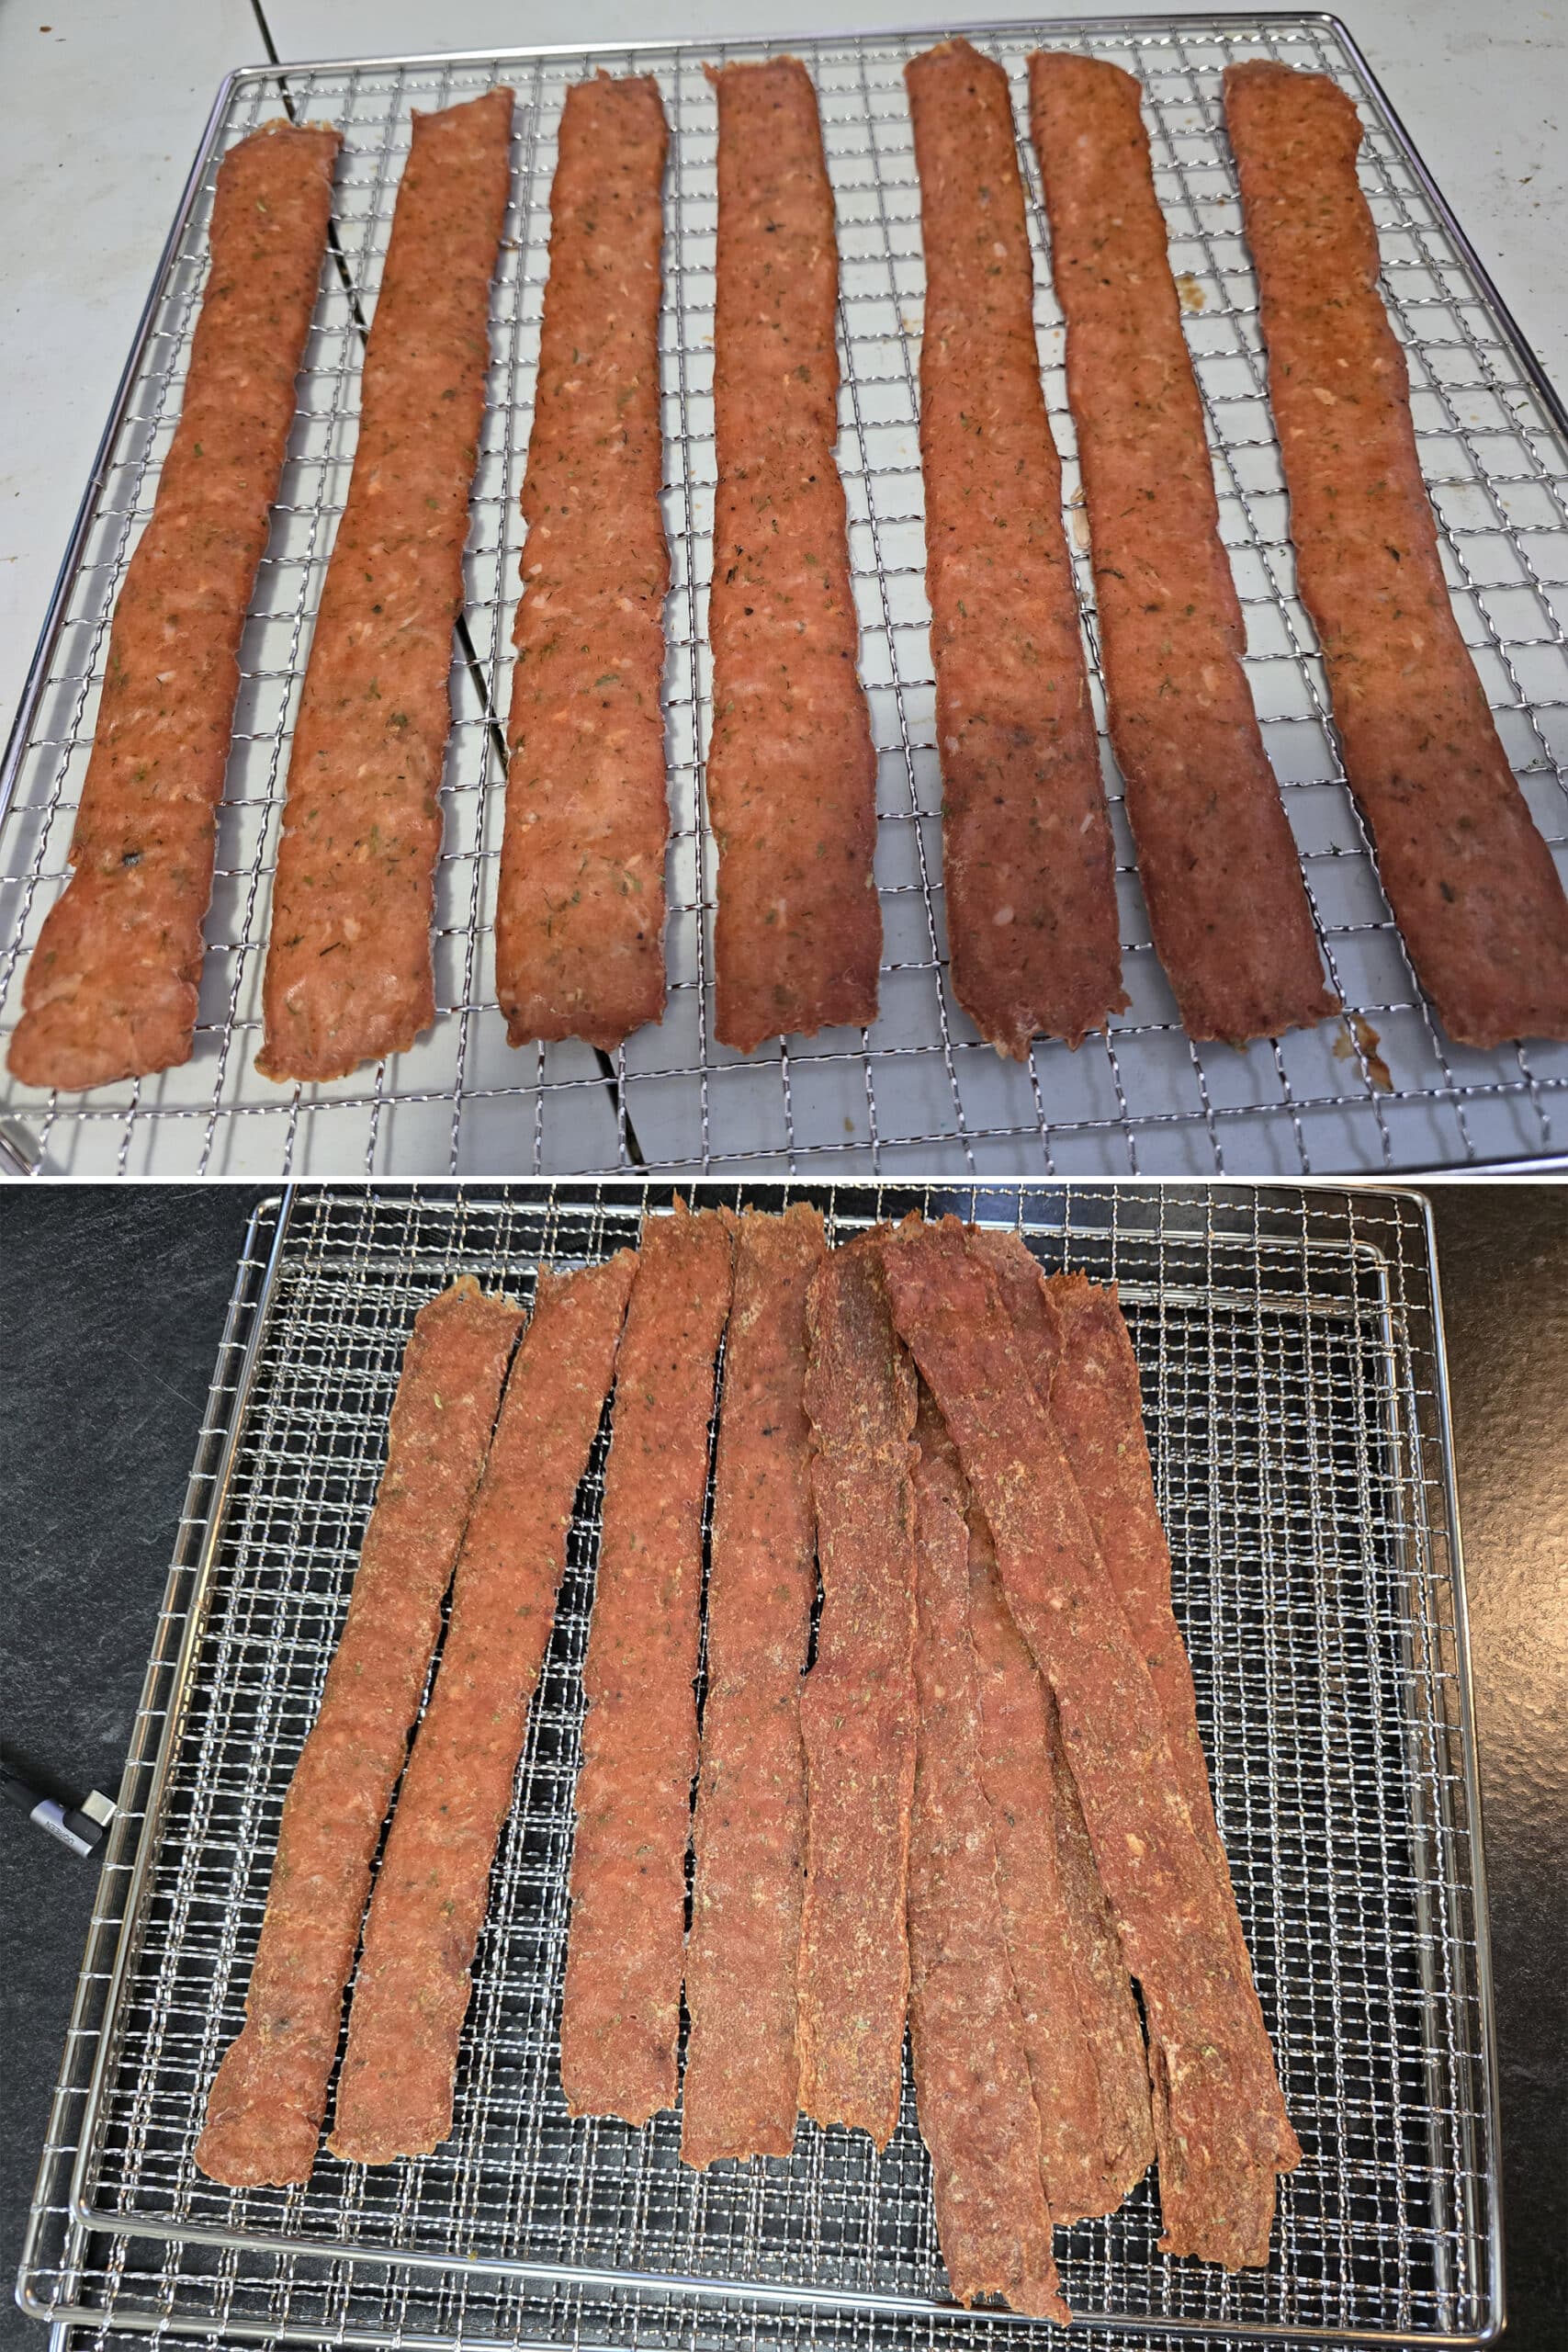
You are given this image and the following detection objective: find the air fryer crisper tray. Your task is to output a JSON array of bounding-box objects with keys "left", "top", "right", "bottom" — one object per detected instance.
[
  {"left": 20, "top": 1182, "right": 1500, "bottom": 2351},
  {"left": 2, "top": 17, "right": 1566, "bottom": 1182}
]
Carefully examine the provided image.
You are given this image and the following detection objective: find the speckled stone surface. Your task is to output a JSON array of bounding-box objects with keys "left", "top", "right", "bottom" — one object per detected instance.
[{"left": 1, "top": 1183, "right": 1562, "bottom": 2348}]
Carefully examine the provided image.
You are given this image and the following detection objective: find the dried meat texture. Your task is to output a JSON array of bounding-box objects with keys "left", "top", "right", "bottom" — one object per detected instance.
[
  {"left": 258, "top": 89, "right": 513, "bottom": 1082},
  {"left": 797, "top": 1231, "right": 918, "bottom": 2147},
  {"left": 905, "top": 40, "right": 1123, "bottom": 1058},
  {"left": 880, "top": 1216, "right": 1297, "bottom": 2269},
  {"left": 682, "top": 1205, "right": 826, "bottom": 2166},
  {"left": 329, "top": 1250, "right": 637, "bottom": 2164},
  {"left": 964, "top": 1225, "right": 1062, "bottom": 1398},
  {"left": 495, "top": 74, "right": 671, "bottom": 1051},
  {"left": 9, "top": 121, "right": 340, "bottom": 1092},
  {"left": 1224, "top": 62, "right": 1568, "bottom": 1048},
  {"left": 559, "top": 1201, "right": 736, "bottom": 2122},
  {"left": 195, "top": 1277, "right": 523, "bottom": 2187},
  {"left": 907, "top": 1394, "right": 1068, "bottom": 2321},
  {"left": 705, "top": 59, "right": 880, "bottom": 1053},
  {"left": 967, "top": 1507, "right": 1153, "bottom": 2222},
  {"left": 1029, "top": 53, "right": 1337, "bottom": 1046}
]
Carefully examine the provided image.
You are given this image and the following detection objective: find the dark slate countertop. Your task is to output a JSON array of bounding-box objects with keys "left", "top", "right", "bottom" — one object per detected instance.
[{"left": 2, "top": 1183, "right": 1563, "bottom": 2350}]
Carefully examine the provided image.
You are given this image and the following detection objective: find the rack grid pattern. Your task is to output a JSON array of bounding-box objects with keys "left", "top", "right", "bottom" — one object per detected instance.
[
  {"left": 20, "top": 1183, "right": 1499, "bottom": 2350},
  {"left": 1, "top": 16, "right": 1566, "bottom": 1180}
]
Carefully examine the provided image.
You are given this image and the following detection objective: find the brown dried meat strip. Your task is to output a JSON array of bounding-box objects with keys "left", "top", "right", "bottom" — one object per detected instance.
[
  {"left": 682, "top": 1205, "right": 826, "bottom": 2167},
  {"left": 195, "top": 1276, "right": 523, "bottom": 2187},
  {"left": 907, "top": 1392, "right": 1068, "bottom": 2322},
  {"left": 1223, "top": 62, "right": 1568, "bottom": 1048},
  {"left": 964, "top": 1225, "right": 1063, "bottom": 1397},
  {"left": 9, "top": 121, "right": 340, "bottom": 1092},
  {"left": 797, "top": 1231, "right": 919, "bottom": 2147},
  {"left": 329, "top": 1250, "right": 637, "bottom": 2164},
  {"left": 495, "top": 74, "right": 671, "bottom": 1052},
  {"left": 705, "top": 59, "right": 880, "bottom": 1053},
  {"left": 258, "top": 89, "right": 513, "bottom": 1082},
  {"left": 880, "top": 1216, "right": 1297, "bottom": 2269},
  {"left": 1029, "top": 53, "right": 1337, "bottom": 1046},
  {"left": 559, "top": 1201, "right": 736, "bottom": 2123},
  {"left": 905, "top": 40, "right": 1123, "bottom": 1058}
]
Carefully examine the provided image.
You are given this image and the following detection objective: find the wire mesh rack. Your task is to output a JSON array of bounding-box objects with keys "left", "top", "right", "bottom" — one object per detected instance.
[
  {"left": 1, "top": 16, "right": 1566, "bottom": 1181},
  {"left": 20, "top": 1182, "right": 1500, "bottom": 2351}
]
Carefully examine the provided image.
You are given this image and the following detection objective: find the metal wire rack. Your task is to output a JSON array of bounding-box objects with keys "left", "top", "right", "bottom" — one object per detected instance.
[
  {"left": 2, "top": 16, "right": 1566, "bottom": 1180},
  {"left": 20, "top": 1182, "right": 1500, "bottom": 2350}
]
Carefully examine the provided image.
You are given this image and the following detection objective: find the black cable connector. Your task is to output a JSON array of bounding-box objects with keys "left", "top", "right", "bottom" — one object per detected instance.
[{"left": 0, "top": 1753, "right": 116, "bottom": 1858}]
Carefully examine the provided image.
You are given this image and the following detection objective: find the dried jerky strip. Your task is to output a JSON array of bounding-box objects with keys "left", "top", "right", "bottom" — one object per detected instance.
[
  {"left": 682, "top": 1205, "right": 826, "bottom": 2167},
  {"left": 9, "top": 121, "right": 339, "bottom": 1092},
  {"left": 797, "top": 1232, "right": 919, "bottom": 2146},
  {"left": 705, "top": 59, "right": 880, "bottom": 1053},
  {"left": 330, "top": 1250, "right": 637, "bottom": 2165},
  {"left": 196, "top": 1277, "right": 523, "bottom": 2187},
  {"left": 905, "top": 40, "right": 1123, "bottom": 1058},
  {"left": 258, "top": 89, "right": 513, "bottom": 1082},
  {"left": 495, "top": 74, "right": 670, "bottom": 1052},
  {"left": 1224, "top": 62, "right": 1568, "bottom": 1047},
  {"left": 559, "top": 1202, "right": 736, "bottom": 2123},
  {"left": 1029, "top": 53, "right": 1337, "bottom": 1046},
  {"left": 907, "top": 1393, "right": 1067, "bottom": 2322},
  {"left": 880, "top": 1217, "right": 1296, "bottom": 2270}
]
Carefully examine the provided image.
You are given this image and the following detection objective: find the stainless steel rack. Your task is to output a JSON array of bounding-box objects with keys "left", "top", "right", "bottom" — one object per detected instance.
[
  {"left": 20, "top": 1182, "right": 1501, "bottom": 2348},
  {"left": 1, "top": 16, "right": 1565, "bottom": 1180}
]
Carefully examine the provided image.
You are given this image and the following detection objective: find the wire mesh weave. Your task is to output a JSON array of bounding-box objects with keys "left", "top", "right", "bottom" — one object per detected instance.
[
  {"left": 1, "top": 16, "right": 1566, "bottom": 1180},
  {"left": 19, "top": 1182, "right": 1499, "bottom": 2350}
]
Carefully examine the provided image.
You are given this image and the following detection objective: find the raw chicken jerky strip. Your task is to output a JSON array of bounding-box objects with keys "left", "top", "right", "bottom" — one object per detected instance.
[
  {"left": 330, "top": 1250, "right": 637, "bottom": 2165},
  {"left": 1224, "top": 62, "right": 1568, "bottom": 1048},
  {"left": 196, "top": 1277, "right": 523, "bottom": 2187},
  {"left": 682, "top": 1205, "right": 826, "bottom": 2167},
  {"left": 908, "top": 1393, "right": 1067, "bottom": 2322},
  {"left": 966, "top": 1507, "right": 1153, "bottom": 2222},
  {"left": 880, "top": 1217, "right": 1296, "bottom": 2270},
  {"left": 705, "top": 59, "right": 880, "bottom": 1053},
  {"left": 1029, "top": 53, "right": 1337, "bottom": 1046},
  {"left": 798, "top": 1231, "right": 919, "bottom": 2146},
  {"left": 559, "top": 1202, "right": 736, "bottom": 2123},
  {"left": 496, "top": 74, "right": 671, "bottom": 1051},
  {"left": 905, "top": 40, "right": 1123, "bottom": 1057},
  {"left": 258, "top": 89, "right": 513, "bottom": 1082},
  {"left": 10, "top": 121, "right": 339, "bottom": 1092}
]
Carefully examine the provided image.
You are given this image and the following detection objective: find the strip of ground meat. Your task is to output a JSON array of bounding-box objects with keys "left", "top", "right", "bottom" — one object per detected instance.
[
  {"left": 905, "top": 40, "right": 1124, "bottom": 1057},
  {"left": 880, "top": 1216, "right": 1297, "bottom": 2269},
  {"left": 797, "top": 1230, "right": 919, "bottom": 2147},
  {"left": 907, "top": 1391, "right": 1068, "bottom": 2322},
  {"left": 195, "top": 1276, "right": 523, "bottom": 2186},
  {"left": 9, "top": 121, "right": 340, "bottom": 1092},
  {"left": 682, "top": 1204, "right": 826, "bottom": 2167},
  {"left": 329, "top": 1250, "right": 637, "bottom": 2164},
  {"left": 1029, "top": 52, "right": 1337, "bottom": 1046},
  {"left": 494, "top": 74, "right": 671, "bottom": 1051},
  {"left": 558, "top": 1201, "right": 735, "bottom": 2123},
  {"left": 258, "top": 88, "right": 513, "bottom": 1082},
  {"left": 705, "top": 59, "right": 881, "bottom": 1053},
  {"left": 1223, "top": 61, "right": 1568, "bottom": 1047}
]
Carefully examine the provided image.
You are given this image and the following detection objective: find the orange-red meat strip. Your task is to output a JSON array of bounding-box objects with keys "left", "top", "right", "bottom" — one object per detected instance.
[
  {"left": 559, "top": 1201, "right": 735, "bottom": 2123},
  {"left": 9, "top": 121, "right": 339, "bottom": 1092},
  {"left": 705, "top": 59, "right": 881, "bottom": 1053},
  {"left": 258, "top": 89, "right": 513, "bottom": 1082},
  {"left": 195, "top": 1276, "right": 523, "bottom": 2186},
  {"left": 905, "top": 40, "right": 1123, "bottom": 1057},
  {"left": 1029, "top": 52, "right": 1337, "bottom": 1046},
  {"left": 329, "top": 1250, "right": 637, "bottom": 2164},
  {"left": 1224, "top": 62, "right": 1568, "bottom": 1047},
  {"left": 495, "top": 74, "right": 671, "bottom": 1051},
  {"left": 682, "top": 1204, "right": 826, "bottom": 2167},
  {"left": 797, "top": 1232, "right": 919, "bottom": 2146}
]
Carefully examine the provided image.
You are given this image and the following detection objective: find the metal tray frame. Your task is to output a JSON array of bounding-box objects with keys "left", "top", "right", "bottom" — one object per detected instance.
[
  {"left": 17, "top": 1181, "right": 1503, "bottom": 2351},
  {"left": 1, "top": 16, "right": 1565, "bottom": 1181}
]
